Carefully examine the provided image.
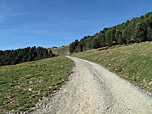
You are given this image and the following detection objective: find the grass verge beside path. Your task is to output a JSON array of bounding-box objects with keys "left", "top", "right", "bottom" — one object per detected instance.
[
  {"left": 72, "top": 42, "right": 152, "bottom": 94},
  {"left": 0, "top": 56, "right": 74, "bottom": 113}
]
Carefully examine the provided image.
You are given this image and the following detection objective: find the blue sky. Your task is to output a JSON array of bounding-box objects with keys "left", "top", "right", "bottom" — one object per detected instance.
[{"left": 0, "top": 0, "right": 152, "bottom": 50}]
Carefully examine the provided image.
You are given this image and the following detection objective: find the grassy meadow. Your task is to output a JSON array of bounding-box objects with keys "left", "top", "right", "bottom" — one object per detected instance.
[
  {"left": 0, "top": 56, "right": 74, "bottom": 113},
  {"left": 72, "top": 42, "right": 152, "bottom": 93}
]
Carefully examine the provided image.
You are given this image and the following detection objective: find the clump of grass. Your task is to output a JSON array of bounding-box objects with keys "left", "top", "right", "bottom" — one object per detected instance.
[
  {"left": 0, "top": 56, "right": 74, "bottom": 113},
  {"left": 72, "top": 42, "right": 152, "bottom": 93}
]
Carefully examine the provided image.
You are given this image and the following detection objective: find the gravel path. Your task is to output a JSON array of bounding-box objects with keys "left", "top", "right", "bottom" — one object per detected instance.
[{"left": 32, "top": 56, "right": 152, "bottom": 114}]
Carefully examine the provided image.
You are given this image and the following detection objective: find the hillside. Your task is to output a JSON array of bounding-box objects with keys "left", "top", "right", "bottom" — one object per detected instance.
[
  {"left": 69, "top": 12, "right": 152, "bottom": 53},
  {"left": 72, "top": 42, "right": 152, "bottom": 93},
  {"left": 0, "top": 56, "right": 74, "bottom": 113},
  {"left": 48, "top": 46, "right": 69, "bottom": 56}
]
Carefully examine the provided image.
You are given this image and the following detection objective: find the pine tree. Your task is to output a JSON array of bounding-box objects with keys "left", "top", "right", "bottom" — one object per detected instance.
[
  {"left": 105, "top": 30, "right": 113, "bottom": 47},
  {"left": 147, "top": 27, "right": 152, "bottom": 41},
  {"left": 134, "top": 21, "right": 146, "bottom": 42}
]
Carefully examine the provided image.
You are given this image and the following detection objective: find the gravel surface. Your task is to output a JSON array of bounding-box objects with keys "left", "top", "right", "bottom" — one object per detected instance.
[{"left": 32, "top": 56, "right": 152, "bottom": 114}]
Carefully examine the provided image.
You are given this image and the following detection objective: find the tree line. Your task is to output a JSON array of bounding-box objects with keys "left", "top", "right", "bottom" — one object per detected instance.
[
  {"left": 69, "top": 12, "right": 152, "bottom": 53},
  {"left": 0, "top": 46, "right": 54, "bottom": 66}
]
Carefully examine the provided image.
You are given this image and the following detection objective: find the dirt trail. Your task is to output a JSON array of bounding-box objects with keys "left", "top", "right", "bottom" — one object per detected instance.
[{"left": 33, "top": 56, "right": 152, "bottom": 114}]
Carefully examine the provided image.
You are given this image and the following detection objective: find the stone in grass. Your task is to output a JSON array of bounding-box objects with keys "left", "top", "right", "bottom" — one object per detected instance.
[
  {"left": 29, "top": 88, "right": 32, "bottom": 91},
  {"left": 29, "top": 81, "right": 33, "bottom": 84},
  {"left": 148, "top": 81, "right": 152, "bottom": 86}
]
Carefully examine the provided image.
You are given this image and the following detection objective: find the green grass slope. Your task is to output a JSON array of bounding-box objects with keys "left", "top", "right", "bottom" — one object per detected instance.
[
  {"left": 72, "top": 42, "right": 152, "bottom": 93},
  {"left": 0, "top": 56, "right": 74, "bottom": 113}
]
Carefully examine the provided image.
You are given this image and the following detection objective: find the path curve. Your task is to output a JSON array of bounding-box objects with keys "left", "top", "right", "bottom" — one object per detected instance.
[{"left": 33, "top": 56, "right": 152, "bottom": 114}]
